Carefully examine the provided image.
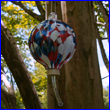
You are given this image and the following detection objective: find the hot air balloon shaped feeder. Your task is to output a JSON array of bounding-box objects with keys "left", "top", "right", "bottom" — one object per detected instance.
[{"left": 28, "top": 12, "right": 77, "bottom": 106}]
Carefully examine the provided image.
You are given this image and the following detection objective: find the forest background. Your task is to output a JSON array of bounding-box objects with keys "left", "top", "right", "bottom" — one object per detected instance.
[{"left": 1, "top": 1, "right": 109, "bottom": 109}]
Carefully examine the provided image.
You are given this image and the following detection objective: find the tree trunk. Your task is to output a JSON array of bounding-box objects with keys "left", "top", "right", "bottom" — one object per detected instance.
[
  {"left": 1, "top": 67, "right": 16, "bottom": 109},
  {"left": 1, "top": 27, "right": 42, "bottom": 109},
  {"left": 47, "top": 1, "right": 104, "bottom": 109},
  {"left": 1, "top": 87, "right": 16, "bottom": 109}
]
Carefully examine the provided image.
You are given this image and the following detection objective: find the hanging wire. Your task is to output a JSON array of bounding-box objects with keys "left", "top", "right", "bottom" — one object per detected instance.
[
  {"left": 50, "top": 1, "right": 56, "bottom": 12},
  {"left": 51, "top": 1, "right": 52, "bottom": 12},
  {"left": 55, "top": 1, "right": 56, "bottom": 13}
]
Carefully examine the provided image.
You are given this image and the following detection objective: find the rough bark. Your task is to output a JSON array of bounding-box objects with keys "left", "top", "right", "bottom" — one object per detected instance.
[
  {"left": 1, "top": 27, "right": 42, "bottom": 109},
  {"left": 1, "top": 87, "right": 17, "bottom": 109},
  {"left": 65, "top": 1, "right": 104, "bottom": 109},
  {"left": 47, "top": 1, "right": 104, "bottom": 109},
  {"left": 101, "top": 37, "right": 108, "bottom": 40},
  {"left": 1, "top": 67, "right": 16, "bottom": 109}
]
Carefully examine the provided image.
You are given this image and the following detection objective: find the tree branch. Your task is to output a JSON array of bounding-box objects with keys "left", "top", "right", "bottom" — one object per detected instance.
[
  {"left": 11, "top": 1, "right": 45, "bottom": 22},
  {"left": 1, "top": 66, "right": 16, "bottom": 109},
  {"left": 4, "top": 10, "right": 28, "bottom": 15},
  {"left": 1, "top": 70, "right": 14, "bottom": 94},
  {"left": 101, "top": 37, "right": 108, "bottom": 40},
  {"left": 11, "top": 72, "right": 14, "bottom": 90},
  {"left": 1, "top": 20, "right": 17, "bottom": 48},
  {"left": 1, "top": 86, "right": 17, "bottom": 109},
  {"left": 97, "top": 22, "right": 105, "bottom": 26},
  {"left": 102, "top": 75, "right": 109, "bottom": 80},
  {"left": 94, "top": 5, "right": 109, "bottom": 72},
  {"left": 35, "top": 1, "right": 45, "bottom": 15},
  {"left": 1, "top": 66, "right": 5, "bottom": 72},
  {"left": 1, "top": 20, "right": 27, "bottom": 67},
  {"left": 1, "top": 23, "right": 42, "bottom": 109},
  {"left": 97, "top": 1, "right": 109, "bottom": 41},
  {"left": 96, "top": 27, "right": 109, "bottom": 72}
]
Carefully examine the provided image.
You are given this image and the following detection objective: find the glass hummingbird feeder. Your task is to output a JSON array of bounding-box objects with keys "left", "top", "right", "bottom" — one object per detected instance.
[{"left": 28, "top": 12, "right": 77, "bottom": 106}]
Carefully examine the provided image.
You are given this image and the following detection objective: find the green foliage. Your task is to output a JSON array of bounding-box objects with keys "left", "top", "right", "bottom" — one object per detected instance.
[
  {"left": 40, "top": 89, "right": 47, "bottom": 109},
  {"left": 103, "top": 87, "right": 109, "bottom": 109},
  {"left": 1, "top": 100, "right": 7, "bottom": 109},
  {"left": 31, "top": 63, "right": 47, "bottom": 108},
  {"left": 1, "top": 1, "right": 37, "bottom": 72},
  {"left": 93, "top": 1, "right": 108, "bottom": 38},
  {"left": 40, "top": 1, "right": 45, "bottom": 9},
  {"left": 15, "top": 89, "right": 25, "bottom": 109},
  {"left": 1, "top": 55, "right": 8, "bottom": 70},
  {"left": 102, "top": 1, "right": 109, "bottom": 13},
  {"left": 1, "top": 1, "right": 39, "bottom": 44}
]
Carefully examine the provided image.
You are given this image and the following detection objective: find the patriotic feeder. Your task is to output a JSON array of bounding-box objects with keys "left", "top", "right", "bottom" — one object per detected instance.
[{"left": 28, "top": 12, "right": 77, "bottom": 106}]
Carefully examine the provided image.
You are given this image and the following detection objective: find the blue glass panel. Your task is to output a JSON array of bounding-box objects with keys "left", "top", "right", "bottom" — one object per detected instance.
[
  {"left": 53, "top": 47, "right": 58, "bottom": 52},
  {"left": 41, "top": 29, "right": 47, "bottom": 36},
  {"left": 55, "top": 53, "right": 63, "bottom": 65},
  {"left": 72, "top": 31, "right": 74, "bottom": 33},
  {"left": 47, "top": 24, "right": 53, "bottom": 32},
  {"left": 41, "top": 45, "right": 48, "bottom": 56},
  {"left": 60, "top": 31, "right": 66, "bottom": 34},
  {"left": 42, "top": 20, "right": 48, "bottom": 27},
  {"left": 67, "top": 25, "right": 72, "bottom": 29},
  {"left": 34, "top": 36, "right": 43, "bottom": 46},
  {"left": 73, "top": 36, "right": 77, "bottom": 46},
  {"left": 35, "top": 31, "right": 40, "bottom": 39},
  {"left": 50, "top": 61, "right": 53, "bottom": 67},
  {"left": 45, "top": 38, "right": 53, "bottom": 54},
  {"left": 35, "top": 46, "right": 41, "bottom": 57}
]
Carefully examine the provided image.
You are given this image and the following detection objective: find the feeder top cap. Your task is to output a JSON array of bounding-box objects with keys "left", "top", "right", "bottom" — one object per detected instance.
[{"left": 48, "top": 12, "right": 57, "bottom": 20}]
